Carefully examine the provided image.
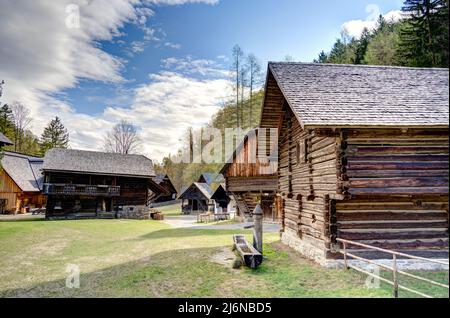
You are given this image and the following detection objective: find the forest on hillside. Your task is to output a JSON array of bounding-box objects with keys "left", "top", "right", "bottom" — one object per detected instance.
[
  {"left": 315, "top": 0, "right": 448, "bottom": 67},
  {"left": 157, "top": 0, "right": 449, "bottom": 192}
]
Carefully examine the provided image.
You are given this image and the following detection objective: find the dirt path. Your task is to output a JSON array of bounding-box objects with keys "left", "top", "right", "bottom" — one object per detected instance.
[{"left": 163, "top": 215, "right": 280, "bottom": 233}]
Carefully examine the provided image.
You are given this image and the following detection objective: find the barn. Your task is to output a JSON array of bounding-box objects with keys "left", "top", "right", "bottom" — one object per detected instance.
[
  {"left": 0, "top": 151, "right": 45, "bottom": 214},
  {"left": 260, "top": 62, "right": 449, "bottom": 264},
  {"left": 220, "top": 128, "right": 280, "bottom": 221}
]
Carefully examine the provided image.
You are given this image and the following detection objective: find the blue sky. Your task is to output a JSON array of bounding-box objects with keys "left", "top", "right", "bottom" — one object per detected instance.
[{"left": 0, "top": 0, "right": 404, "bottom": 160}]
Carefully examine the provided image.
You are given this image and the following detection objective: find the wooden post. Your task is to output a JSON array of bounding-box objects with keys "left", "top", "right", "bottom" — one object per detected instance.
[
  {"left": 253, "top": 204, "right": 263, "bottom": 254},
  {"left": 393, "top": 254, "right": 399, "bottom": 298}
]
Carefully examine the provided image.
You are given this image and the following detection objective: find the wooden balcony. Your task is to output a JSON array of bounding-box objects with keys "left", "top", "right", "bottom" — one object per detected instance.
[{"left": 43, "top": 183, "right": 121, "bottom": 197}]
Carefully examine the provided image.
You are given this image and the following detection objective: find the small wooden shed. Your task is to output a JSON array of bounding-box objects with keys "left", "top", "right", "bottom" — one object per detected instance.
[
  {"left": 0, "top": 151, "right": 45, "bottom": 213},
  {"left": 261, "top": 62, "right": 449, "bottom": 263},
  {"left": 220, "top": 129, "right": 280, "bottom": 221},
  {"left": 211, "top": 184, "right": 231, "bottom": 212},
  {"left": 178, "top": 182, "right": 214, "bottom": 214}
]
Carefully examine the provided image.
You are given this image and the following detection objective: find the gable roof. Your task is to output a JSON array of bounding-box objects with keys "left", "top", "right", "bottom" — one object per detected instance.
[
  {"left": 197, "top": 173, "right": 225, "bottom": 185},
  {"left": 262, "top": 63, "right": 449, "bottom": 128},
  {"left": 0, "top": 132, "right": 13, "bottom": 146},
  {"left": 154, "top": 173, "right": 177, "bottom": 194},
  {"left": 43, "top": 148, "right": 155, "bottom": 178},
  {"left": 178, "top": 182, "right": 213, "bottom": 200},
  {"left": 211, "top": 183, "right": 229, "bottom": 201},
  {"left": 154, "top": 174, "right": 168, "bottom": 184},
  {"left": 1, "top": 151, "right": 43, "bottom": 192}
]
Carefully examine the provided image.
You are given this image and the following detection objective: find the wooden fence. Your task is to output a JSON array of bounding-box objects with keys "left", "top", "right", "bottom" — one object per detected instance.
[{"left": 336, "top": 238, "right": 449, "bottom": 298}]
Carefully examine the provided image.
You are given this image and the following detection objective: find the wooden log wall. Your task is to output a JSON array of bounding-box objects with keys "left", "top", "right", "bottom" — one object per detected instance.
[
  {"left": 226, "top": 129, "right": 278, "bottom": 178},
  {"left": 337, "top": 128, "right": 449, "bottom": 251},
  {"left": 279, "top": 108, "right": 341, "bottom": 252}
]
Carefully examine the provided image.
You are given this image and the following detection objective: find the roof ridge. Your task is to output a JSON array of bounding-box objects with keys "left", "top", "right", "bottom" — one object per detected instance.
[{"left": 268, "top": 61, "right": 450, "bottom": 71}]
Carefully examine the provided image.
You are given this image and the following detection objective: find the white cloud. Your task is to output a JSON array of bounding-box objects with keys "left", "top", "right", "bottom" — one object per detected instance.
[
  {"left": 164, "top": 42, "right": 182, "bottom": 49},
  {"left": 103, "top": 70, "right": 232, "bottom": 160},
  {"left": 0, "top": 0, "right": 222, "bottom": 161},
  {"left": 161, "top": 56, "right": 229, "bottom": 78},
  {"left": 341, "top": 4, "right": 403, "bottom": 39}
]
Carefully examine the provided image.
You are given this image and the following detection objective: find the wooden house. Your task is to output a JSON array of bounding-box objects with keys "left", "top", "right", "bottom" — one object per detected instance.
[
  {"left": 260, "top": 62, "right": 449, "bottom": 264},
  {"left": 0, "top": 151, "right": 45, "bottom": 214},
  {"left": 220, "top": 129, "right": 279, "bottom": 221},
  {"left": 152, "top": 174, "right": 178, "bottom": 203},
  {"left": 42, "top": 148, "right": 168, "bottom": 219},
  {"left": 179, "top": 182, "right": 214, "bottom": 214}
]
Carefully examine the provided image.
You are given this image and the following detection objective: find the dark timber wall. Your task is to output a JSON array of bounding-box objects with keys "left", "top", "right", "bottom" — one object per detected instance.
[
  {"left": 334, "top": 128, "right": 449, "bottom": 254},
  {"left": 279, "top": 109, "right": 449, "bottom": 262}
]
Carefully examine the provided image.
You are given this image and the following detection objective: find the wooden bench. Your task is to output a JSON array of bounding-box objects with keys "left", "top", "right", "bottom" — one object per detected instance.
[
  {"left": 214, "top": 213, "right": 230, "bottom": 221},
  {"left": 197, "top": 213, "right": 213, "bottom": 223},
  {"left": 233, "top": 234, "right": 263, "bottom": 269}
]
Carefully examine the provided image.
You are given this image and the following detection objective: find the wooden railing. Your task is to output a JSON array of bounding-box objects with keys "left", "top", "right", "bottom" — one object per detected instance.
[
  {"left": 43, "top": 183, "right": 120, "bottom": 197},
  {"left": 337, "top": 238, "right": 449, "bottom": 298}
]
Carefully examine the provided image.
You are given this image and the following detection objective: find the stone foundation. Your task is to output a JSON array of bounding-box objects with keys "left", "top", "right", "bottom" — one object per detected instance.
[
  {"left": 118, "top": 205, "right": 151, "bottom": 220},
  {"left": 281, "top": 228, "right": 449, "bottom": 270},
  {"left": 281, "top": 228, "right": 329, "bottom": 266}
]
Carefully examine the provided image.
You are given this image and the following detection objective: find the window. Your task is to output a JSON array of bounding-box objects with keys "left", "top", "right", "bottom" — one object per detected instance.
[{"left": 296, "top": 139, "right": 307, "bottom": 164}]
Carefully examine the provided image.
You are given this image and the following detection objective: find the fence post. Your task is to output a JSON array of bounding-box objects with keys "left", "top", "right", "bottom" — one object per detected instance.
[
  {"left": 343, "top": 241, "right": 348, "bottom": 270},
  {"left": 393, "top": 254, "right": 399, "bottom": 298},
  {"left": 253, "top": 204, "right": 263, "bottom": 254}
]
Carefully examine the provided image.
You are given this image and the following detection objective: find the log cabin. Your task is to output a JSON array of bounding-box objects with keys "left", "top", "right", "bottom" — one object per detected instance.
[
  {"left": 260, "top": 62, "right": 449, "bottom": 264},
  {"left": 0, "top": 151, "right": 45, "bottom": 214},
  {"left": 42, "top": 148, "right": 168, "bottom": 219},
  {"left": 179, "top": 182, "right": 214, "bottom": 214},
  {"left": 220, "top": 129, "right": 280, "bottom": 221},
  {"left": 152, "top": 174, "right": 178, "bottom": 203}
]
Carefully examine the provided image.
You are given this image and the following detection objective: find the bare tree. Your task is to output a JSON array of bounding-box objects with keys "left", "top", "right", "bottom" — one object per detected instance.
[
  {"left": 11, "top": 101, "right": 32, "bottom": 152},
  {"left": 231, "top": 45, "right": 244, "bottom": 127},
  {"left": 246, "top": 54, "right": 262, "bottom": 127},
  {"left": 104, "top": 120, "right": 140, "bottom": 154},
  {"left": 0, "top": 80, "right": 5, "bottom": 98}
]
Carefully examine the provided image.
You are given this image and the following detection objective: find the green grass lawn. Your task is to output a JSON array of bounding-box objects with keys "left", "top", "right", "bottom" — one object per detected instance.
[
  {"left": 0, "top": 219, "right": 447, "bottom": 298},
  {"left": 157, "top": 203, "right": 183, "bottom": 216}
]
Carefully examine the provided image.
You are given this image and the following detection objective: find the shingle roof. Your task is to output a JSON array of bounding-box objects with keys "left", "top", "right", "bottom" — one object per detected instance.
[
  {"left": 0, "top": 132, "right": 13, "bottom": 146},
  {"left": 178, "top": 182, "right": 213, "bottom": 200},
  {"left": 198, "top": 173, "right": 225, "bottom": 185},
  {"left": 42, "top": 148, "right": 155, "bottom": 178},
  {"left": 195, "top": 182, "right": 214, "bottom": 199},
  {"left": 154, "top": 174, "right": 167, "bottom": 185},
  {"left": 266, "top": 63, "right": 449, "bottom": 127},
  {"left": 1, "top": 151, "right": 43, "bottom": 192}
]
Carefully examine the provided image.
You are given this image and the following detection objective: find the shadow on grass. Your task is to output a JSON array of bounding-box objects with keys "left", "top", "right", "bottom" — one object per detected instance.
[
  {"left": 0, "top": 217, "right": 46, "bottom": 223},
  {"left": 133, "top": 227, "right": 252, "bottom": 241},
  {"left": 0, "top": 245, "right": 240, "bottom": 298}
]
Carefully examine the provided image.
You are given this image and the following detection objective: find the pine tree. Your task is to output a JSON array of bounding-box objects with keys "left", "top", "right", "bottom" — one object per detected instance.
[
  {"left": 314, "top": 51, "right": 328, "bottom": 63},
  {"left": 40, "top": 116, "right": 69, "bottom": 155},
  {"left": 398, "top": 0, "right": 449, "bottom": 67},
  {"left": 354, "top": 28, "right": 372, "bottom": 64},
  {"left": 0, "top": 104, "right": 14, "bottom": 136}
]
